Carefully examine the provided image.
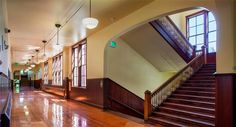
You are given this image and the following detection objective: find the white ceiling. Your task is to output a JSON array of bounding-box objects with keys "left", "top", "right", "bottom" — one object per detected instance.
[
  {"left": 7, "top": 0, "right": 153, "bottom": 64},
  {"left": 121, "top": 23, "right": 186, "bottom": 72}
]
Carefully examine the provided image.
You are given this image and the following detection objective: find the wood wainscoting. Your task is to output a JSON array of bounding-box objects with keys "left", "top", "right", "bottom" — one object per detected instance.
[
  {"left": 33, "top": 79, "right": 42, "bottom": 89},
  {"left": 42, "top": 80, "right": 65, "bottom": 97},
  {"left": 103, "top": 78, "right": 144, "bottom": 118},
  {"left": 70, "top": 78, "right": 104, "bottom": 108},
  {"left": 207, "top": 52, "right": 216, "bottom": 64},
  {"left": 215, "top": 73, "right": 236, "bottom": 127}
]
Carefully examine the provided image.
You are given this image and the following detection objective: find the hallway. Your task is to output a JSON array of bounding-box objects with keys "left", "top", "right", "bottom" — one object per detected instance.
[{"left": 11, "top": 88, "right": 158, "bottom": 127}]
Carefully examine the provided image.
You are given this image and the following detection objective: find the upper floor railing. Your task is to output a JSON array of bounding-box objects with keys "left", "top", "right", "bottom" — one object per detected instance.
[{"left": 150, "top": 16, "right": 195, "bottom": 63}]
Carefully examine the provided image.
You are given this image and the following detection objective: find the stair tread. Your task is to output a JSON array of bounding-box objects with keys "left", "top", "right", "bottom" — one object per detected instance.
[
  {"left": 180, "top": 86, "right": 215, "bottom": 89},
  {"left": 164, "top": 102, "right": 215, "bottom": 111},
  {"left": 176, "top": 90, "right": 215, "bottom": 94},
  {"left": 172, "top": 93, "right": 215, "bottom": 99},
  {"left": 168, "top": 98, "right": 215, "bottom": 105},
  {"left": 157, "top": 107, "right": 215, "bottom": 118},
  {"left": 149, "top": 117, "right": 188, "bottom": 127},
  {"left": 155, "top": 112, "right": 215, "bottom": 126}
]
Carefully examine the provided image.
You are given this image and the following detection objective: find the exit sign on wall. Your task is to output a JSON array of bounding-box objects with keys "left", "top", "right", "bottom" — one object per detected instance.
[{"left": 109, "top": 41, "right": 117, "bottom": 48}]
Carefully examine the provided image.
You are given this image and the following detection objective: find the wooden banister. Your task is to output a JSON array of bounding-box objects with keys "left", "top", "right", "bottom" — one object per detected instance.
[
  {"left": 144, "top": 47, "right": 206, "bottom": 120},
  {"left": 166, "top": 16, "right": 193, "bottom": 49}
]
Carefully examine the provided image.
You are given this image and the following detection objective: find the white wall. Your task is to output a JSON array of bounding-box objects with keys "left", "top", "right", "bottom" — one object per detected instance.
[
  {"left": 0, "top": 0, "right": 10, "bottom": 75},
  {"left": 105, "top": 38, "right": 175, "bottom": 98}
]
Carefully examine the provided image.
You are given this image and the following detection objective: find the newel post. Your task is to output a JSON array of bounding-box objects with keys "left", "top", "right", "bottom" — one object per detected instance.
[
  {"left": 144, "top": 90, "right": 152, "bottom": 121},
  {"left": 192, "top": 45, "right": 196, "bottom": 59},
  {"left": 201, "top": 46, "right": 207, "bottom": 64}
]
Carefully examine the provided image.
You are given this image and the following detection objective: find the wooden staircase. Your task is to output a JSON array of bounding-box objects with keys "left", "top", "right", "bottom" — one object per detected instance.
[{"left": 149, "top": 64, "right": 216, "bottom": 127}]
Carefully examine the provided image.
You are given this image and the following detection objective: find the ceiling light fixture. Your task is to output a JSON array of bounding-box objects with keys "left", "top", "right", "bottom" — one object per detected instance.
[
  {"left": 35, "top": 49, "right": 39, "bottom": 63},
  {"left": 42, "top": 40, "right": 47, "bottom": 60},
  {"left": 55, "top": 24, "right": 61, "bottom": 49},
  {"left": 82, "top": 0, "right": 99, "bottom": 29}
]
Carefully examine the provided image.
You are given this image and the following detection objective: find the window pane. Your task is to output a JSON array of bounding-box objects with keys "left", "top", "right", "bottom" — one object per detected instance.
[
  {"left": 197, "top": 25, "right": 204, "bottom": 34},
  {"left": 208, "top": 31, "right": 216, "bottom": 42},
  {"left": 189, "top": 17, "right": 196, "bottom": 27},
  {"left": 209, "top": 21, "right": 216, "bottom": 31},
  {"left": 189, "top": 36, "right": 196, "bottom": 45},
  {"left": 197, "top": 15, "right": 204, "bottom": 25},
  {"left": 208, "top": 12, "right": 215, "bottom": 22},
  {"left": 196, "top": 34, "right": 204, "bottom": 44},
  {"left": 208, "top": 42, "right": 216, "bottom": 53},
  {"left": 189, "top": 27, "right": 196, "bottom": 36},
  {"left": 196, "top": 44, "right": 203, "bottom": 51}
]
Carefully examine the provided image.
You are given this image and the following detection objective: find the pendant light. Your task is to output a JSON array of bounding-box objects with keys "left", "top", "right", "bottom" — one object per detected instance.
[
  {"left": 30, "top": 56, "right": 36, "bottom": 67},
  {"left": 55, "top": 24, "right": 61, "bottom": 49},
  {"left": 36, "top": 49, "right": 39, "bottom": 64},
  {"left": 42, "top": 40, "right": 47, "bottom": 60},
  {"left": 82, "top": 0, "right": 99, "bottom": 29}
]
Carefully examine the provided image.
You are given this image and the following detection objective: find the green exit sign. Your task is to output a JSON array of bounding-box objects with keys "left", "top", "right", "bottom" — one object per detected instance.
[{"left": 109, "top": 41, "right": 117, "bottom": 48}]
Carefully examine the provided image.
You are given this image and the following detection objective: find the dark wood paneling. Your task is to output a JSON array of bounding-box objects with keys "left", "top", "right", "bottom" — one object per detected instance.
[
  {"left": 70, "top": 78, "right": 104, "bottom": 108},
  {"left": 104, "top": 78, "right": 144, "bottom": 118},
  {"left": 42, "top": 80, "right": 65, "bottom": 97},
  {"left": 207, "top": 52, "right": 216, "bottom": 63},
  {"left": 33, "top": 79, "right": 42, "bottom": 89},
  {"left": 215, "top": 74, "right": 236, "bottom": 127}
]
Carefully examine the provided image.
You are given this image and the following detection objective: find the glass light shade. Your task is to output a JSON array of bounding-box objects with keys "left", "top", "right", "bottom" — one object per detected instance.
[
  {"left": 30, "top": 64, "right": 36, "bottom": 68},
  {"left": 54, "top": 44, "right": 62, "bottom": 50},
  {"left": 82, "top": 17, "right": 99, "bottom": 29}
]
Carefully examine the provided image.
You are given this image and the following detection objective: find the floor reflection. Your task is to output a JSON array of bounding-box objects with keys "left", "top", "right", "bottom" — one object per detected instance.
[
  {"left": 43, "top": 98, "right": 49, "bottom": 119},
  {"left": 11, "top": 89, "right": 156, "bottom": 127},
  {"left": 52, "top": 103, "right": 63, "bottom": 127},
  {"left": 72, "top": 113, "right": 87, "bottom": 127}
]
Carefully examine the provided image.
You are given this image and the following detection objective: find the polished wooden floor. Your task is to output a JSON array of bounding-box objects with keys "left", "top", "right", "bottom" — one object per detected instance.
[{"left": 11, "top": 87, "right": 161, "bottom": 127}]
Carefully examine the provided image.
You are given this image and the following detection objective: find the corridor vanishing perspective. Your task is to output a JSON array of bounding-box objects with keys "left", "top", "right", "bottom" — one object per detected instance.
[{"left": 0, "top": 0, "right": 235, "bottom": 127}]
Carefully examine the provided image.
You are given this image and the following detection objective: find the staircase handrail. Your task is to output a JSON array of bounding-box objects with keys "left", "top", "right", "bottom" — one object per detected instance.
[{"left": 144, "top": 46, "right": 207, "bottom": 120}]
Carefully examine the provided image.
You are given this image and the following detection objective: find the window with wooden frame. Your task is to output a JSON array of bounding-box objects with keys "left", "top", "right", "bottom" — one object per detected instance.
[
  {"left": 44, "top": 62, "right": 48, "bottom": 84},
  {"left": 52, "top": 53, "right": 63, "bottom": 86},
  {"left": 72, "top": 40, "right": 87, "bottom": 88},
  {"left": 186, "top": 11, "right": 217, "bottom": 53}
]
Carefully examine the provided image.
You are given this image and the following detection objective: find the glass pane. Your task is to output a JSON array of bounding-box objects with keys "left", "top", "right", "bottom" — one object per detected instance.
[
  {"left": 209, "top": 21, "right": 216, "bottom": 31},
  {"left": 189, "top": 36, "right": 196, "bottom": 45},
  {"left": 196, "top": 44, "right": 203, "bottom": 51},
  {"left": 208, "top": 42, "right": 216, "bottom": 53},
  {"left": 197, "top": 15, "right": 204, "bottom": 25},
  {"left": 208, "top": 31, "right": 216, "bottom": 42},
  {"left": 197, "top": 25, "right": 204, "bottom": 34},
  {"left": 189, "top": 27, "right": 196, "bottom": 36},
  {"left": 189, "top": 17, "right": 196, "bottom": 27},
  {"left": 196, "top": 34, "right": 204, "bottom": 44},
  {"left": 82, "top": 55, "right": 86, "bottom": 65},
  {"left": 208, "top": 12, "right": 215, "bottom": 22}
]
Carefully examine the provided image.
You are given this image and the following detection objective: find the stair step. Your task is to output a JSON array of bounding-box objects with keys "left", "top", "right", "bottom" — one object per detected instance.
[
  {"left": 153, "top": 112, "right": 215, "bottom": 127},
  {"left": 174, "top": 90, "right": 215, "bottom": 97},
  {"left": 163, "top": 102, "right": 215, "bottom": 115},
  {"left": 190, "top": 76, "right": 215, "bottom": 80},
  {"left": 178, "top": 86, "right": 215, "bottom": 92},
  {"left": 156, "top": 107, "right": 215, "bottom": 123},
  {"left": 167, "top": 98, "right": 215, "bottom": 108},
  {"left": 186, "top": 80, "right": 215, "bottom": 83},
  {"left": 171, "top": 93, "right": 215, "bottom": 102},
  {"left": 149, "top": 117, "right": 188, "bottom": 127},
  {"left": 194, "top": 73, "right": 214, "bottom": 76},
  {"left": 182, "top": 83, "right": 215, "bottom": 87}
]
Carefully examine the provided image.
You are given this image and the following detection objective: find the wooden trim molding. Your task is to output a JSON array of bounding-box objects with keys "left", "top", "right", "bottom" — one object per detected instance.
[{"left": 215, "top": 73, "right": 236, "bottom": 127}]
